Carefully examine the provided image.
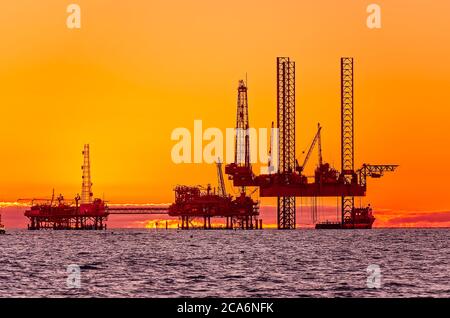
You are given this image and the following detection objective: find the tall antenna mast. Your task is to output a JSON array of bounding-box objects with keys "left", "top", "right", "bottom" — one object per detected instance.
[{"left": 81, "top": 144, "right": 93, "bottom": 204}]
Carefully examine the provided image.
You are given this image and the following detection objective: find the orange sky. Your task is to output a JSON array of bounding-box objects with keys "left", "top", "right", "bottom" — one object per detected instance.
[{"left": 1, "top": 1, "right": 450, "bottom": 227}]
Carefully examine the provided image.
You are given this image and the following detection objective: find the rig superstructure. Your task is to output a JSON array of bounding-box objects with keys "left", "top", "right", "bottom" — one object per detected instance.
[{"left": 226, "top": 57, "right": 398, "bottom": 229}]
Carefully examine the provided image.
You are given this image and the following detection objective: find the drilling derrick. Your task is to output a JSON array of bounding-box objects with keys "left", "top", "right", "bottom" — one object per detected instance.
[
  {"left": 81, "top": 144, "right": 93, "bottom": 204},
  {"left": 235, "top": 80, "right": 251, "bottom": 193},
  {"left": 277, "top": 57, "right": 296, "bottom": 229},
  {"left": 235, "top": 80, "right": 250, "bottom": 169},
  {"left": 224, "top": 80, "right": 255, "bottom": 187}
]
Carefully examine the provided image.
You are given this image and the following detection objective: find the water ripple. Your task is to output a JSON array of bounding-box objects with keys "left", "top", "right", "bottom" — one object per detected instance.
[{"left": 0, "top": 229, "right": 449, "bottom": 297}]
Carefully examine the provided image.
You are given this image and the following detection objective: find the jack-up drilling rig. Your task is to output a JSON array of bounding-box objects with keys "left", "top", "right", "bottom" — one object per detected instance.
[{"left": 226, "top": 57, "right": 398, "bottom": 229}]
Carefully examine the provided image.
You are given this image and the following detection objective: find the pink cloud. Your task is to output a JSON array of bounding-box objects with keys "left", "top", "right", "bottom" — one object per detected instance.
[{"left": 374, "top": 209, "right": 450, "bottom": 227}]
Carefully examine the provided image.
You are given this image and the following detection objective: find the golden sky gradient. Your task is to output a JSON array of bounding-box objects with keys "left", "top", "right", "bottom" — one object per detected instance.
[{"left": 0, "top": 0, "right": 450, "bottom": 223}]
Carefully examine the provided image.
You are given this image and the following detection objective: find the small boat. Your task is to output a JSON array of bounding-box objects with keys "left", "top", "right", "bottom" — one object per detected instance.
[
  {"left": 0, "top": 214, "right": 5, "bottom": 234},
  {"left": 315, "top": 206, "right": 375, "bottom": 229},
  {"left": 315, "top": 221, "right": 342, "bottom": 229}
]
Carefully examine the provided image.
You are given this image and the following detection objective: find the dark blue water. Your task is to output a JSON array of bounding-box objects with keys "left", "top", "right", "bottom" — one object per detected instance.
[{"left": 0, "top": 229, "right": 449, "bottom": 297}]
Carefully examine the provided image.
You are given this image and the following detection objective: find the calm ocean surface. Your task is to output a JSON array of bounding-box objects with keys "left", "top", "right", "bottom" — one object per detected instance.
[{"left": 0, "top": 229, "right": 449, "bottom": 297}]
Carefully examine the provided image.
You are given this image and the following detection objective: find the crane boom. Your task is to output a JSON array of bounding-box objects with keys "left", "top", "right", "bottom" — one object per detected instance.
[
  {"left": 217, "top": 159, "right": 226, "bottom": 197},
  {"left": 297, "top": 123, "right": 322, "bottom": 173},
  {"left": 357, "top": 164, "right": 398, "bottom": 187}
]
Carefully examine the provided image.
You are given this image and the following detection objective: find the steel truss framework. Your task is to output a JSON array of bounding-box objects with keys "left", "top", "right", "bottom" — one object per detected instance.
[
  {"left": 341, "top": 57, "right": 355, "bottom": 224},
  {"left": 235, "top": 80, "right": 250, "bottom": 167},
  {"left": 277, "top": 57, "right": 296, "bottom": 229}
]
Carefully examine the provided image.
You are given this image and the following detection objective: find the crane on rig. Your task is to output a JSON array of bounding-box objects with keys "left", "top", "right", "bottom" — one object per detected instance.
[
  {"left": 296, "top": 123, "right": 323, "bottom": 174},
  {"left": 216, "top": 158, "right": 227, "bottom": 198}
]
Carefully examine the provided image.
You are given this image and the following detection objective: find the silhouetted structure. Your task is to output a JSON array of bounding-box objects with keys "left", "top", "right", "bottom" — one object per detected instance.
[
  {"left": 226, "top": 57, "right": 398, "bottom": 229},
  {"left": 276, "top": 57, "right": 297, "bottom": 229},
  {"left": 24, "top": 145, "right": 108, "bottom": 230},
  {"left": 168, "top": 184, "right": 259, "bottom": 230}
]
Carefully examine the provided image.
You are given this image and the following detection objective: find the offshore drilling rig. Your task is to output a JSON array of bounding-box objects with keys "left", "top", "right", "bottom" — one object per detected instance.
[{"left": 226, "top": 57, "right": 398, "bottom": 229}]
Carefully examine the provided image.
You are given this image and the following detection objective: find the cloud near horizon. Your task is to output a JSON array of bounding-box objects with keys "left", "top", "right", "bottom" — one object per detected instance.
[{"left": 374, "top": 209, "right": 450, "bottom": 228}]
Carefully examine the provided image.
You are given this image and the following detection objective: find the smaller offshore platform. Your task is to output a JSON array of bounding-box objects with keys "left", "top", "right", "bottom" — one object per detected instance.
[
  {"left": 24, "top": 145, "right": 109, "bottom": 230},
  {"left": 167, "top": 161, "right": 260, "bottom": 230}
]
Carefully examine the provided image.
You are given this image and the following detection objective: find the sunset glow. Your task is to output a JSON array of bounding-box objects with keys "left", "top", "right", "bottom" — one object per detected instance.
[{"left": 0, "top": 1, "right": 449, "bottom": 228}]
